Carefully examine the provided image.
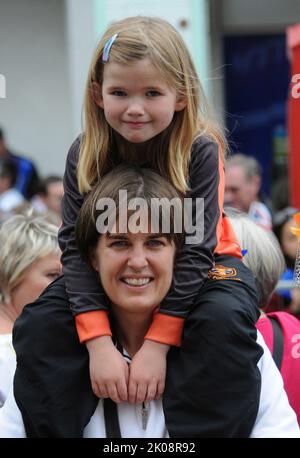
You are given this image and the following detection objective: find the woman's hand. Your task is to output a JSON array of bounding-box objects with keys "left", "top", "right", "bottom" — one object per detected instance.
[
  {"left": 86, "top": 336, "right": 129, "bottom": 403},
  {"left": 128, "top": 340, "right": 170, "bottom": 404}
]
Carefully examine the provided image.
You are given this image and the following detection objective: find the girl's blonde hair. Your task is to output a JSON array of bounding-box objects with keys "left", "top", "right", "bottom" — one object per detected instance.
[
  {"left": 78, "top": 16, "right": 226, "bottom": 194},
  {"left": 0, "top": 211, "right": 59, "bottom": 303}
]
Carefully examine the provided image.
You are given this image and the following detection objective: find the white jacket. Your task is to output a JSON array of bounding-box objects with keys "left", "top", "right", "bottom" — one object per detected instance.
[{"left": 0, "top": 331, "right": 299, "bottom": 438}]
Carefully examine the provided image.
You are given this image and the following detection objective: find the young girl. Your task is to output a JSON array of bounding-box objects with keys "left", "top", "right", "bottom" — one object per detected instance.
[{"left": 59, "top": 16, "right": 262, "bottom": 435}]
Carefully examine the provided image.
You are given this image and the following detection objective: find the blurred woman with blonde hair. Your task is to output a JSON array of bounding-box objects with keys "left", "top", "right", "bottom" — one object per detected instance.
[{"left": 0, "top": 211, "right": 62, "bottom": 407}]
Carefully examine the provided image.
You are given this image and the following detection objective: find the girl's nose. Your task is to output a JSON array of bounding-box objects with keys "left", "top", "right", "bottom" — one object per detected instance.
[{"left": 126, "top": 99, "right": 145, "bottom": 116}]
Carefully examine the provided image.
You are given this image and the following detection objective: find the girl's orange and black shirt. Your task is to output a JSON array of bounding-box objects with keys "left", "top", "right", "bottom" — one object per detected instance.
[{"left": 59, "top": 135, "right": 242, "bottom": 346}]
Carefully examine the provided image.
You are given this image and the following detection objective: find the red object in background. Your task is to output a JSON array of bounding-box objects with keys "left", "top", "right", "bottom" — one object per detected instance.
[{"left": 288, "top": 24, "right": 300, "bottom": 209}]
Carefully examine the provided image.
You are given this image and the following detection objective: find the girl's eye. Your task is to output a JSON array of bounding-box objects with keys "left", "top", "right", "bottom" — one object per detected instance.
[
  {"left": 111, "top": 91, "right": 126, "bottom": 97},
  {"left": 146, "top": 90, "right": 161, "bottom": 97}
]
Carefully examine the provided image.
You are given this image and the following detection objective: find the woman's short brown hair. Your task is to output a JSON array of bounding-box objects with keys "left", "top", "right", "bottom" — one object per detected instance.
[{"left": 75, "top": 165, "right": 185, "bottom": 266}]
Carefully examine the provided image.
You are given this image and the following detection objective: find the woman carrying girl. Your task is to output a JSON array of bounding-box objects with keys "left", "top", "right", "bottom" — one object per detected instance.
[
  {"left": 3, "top": 167, "right": 299, "bottom": 438},
  {"left": 47, "top": 16, "right": 261, "bottom": 436}
]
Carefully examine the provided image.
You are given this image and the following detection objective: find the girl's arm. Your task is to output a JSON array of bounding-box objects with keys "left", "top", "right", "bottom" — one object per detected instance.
[
  {"left": 61, "top": 138, "right": 131, "bottom": 405},
  {"left": 145, "top": 136, "right": 241, "bottom": 346},
  {"left": 59, "top": 136, "right": 111, "bottom": 342}
]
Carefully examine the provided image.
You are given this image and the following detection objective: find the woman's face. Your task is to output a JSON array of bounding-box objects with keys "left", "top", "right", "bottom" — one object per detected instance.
[
  {"left": 281, "top": 219, "right": 299, "bottom": 261},
  {"left": 10, "top": 251, "right": 62, "bottom": 316},
  {"left": 92, "top": 231, "right": 176, "bottom": 316}
]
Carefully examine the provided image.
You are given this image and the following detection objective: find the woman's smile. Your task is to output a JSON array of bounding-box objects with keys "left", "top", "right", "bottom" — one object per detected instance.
[{"left": 120, "top": 276, "right": 154, "bottom": 287}]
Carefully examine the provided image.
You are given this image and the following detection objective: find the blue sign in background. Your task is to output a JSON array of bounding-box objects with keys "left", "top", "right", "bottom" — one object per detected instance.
[{"left": 224, "top": 35, "right": 290, "bottom": 197}]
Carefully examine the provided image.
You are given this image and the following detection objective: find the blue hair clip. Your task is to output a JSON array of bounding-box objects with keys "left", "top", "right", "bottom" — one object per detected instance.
[
  {"left": 241, "top": 249, "right": 248, "bottom": 257},
  {"left": 102, "top": 33, "right": 118, "bottom": 63}
]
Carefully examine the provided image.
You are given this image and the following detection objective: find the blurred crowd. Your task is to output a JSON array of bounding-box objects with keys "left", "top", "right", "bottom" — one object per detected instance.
[
  {"left": 224, "top": 153, "right": 300, "bottom": 318},
  {"left": 0, "top": 127, "right": 63, "bottom": 228},
  {"left": 0, "top": 127, "right": 64, "bottom": 408}
]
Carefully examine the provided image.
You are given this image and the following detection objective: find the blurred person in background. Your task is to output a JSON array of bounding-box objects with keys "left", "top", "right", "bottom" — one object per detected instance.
[
  {"left": 229, "top": 210, "right": 300, "bottom": 425},
  {"left": 272, "top": 207, "right": 300, "bottom": 317},
  {"left": 0, "top": 212, "right": 62, "bottom": 407},
  {"left": 225, "top": 154, "right": 272, "bottom": 231},
  {"left": 0, "top": 128, "right": 40, "bottom": 199},
  {"left": 31, "top": 175, "right": 64, "bottom": 225},
  {"left": 271, "top": 177, "right": 290, "bottom": 213},
  {"left": 10, "top": 201, "right": 62, "bottom": 228},
  {"left": 0, "top": 157, "right": 24, "bottom": 213}
]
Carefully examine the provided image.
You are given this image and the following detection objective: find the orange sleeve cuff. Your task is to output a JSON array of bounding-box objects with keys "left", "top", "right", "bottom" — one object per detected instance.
[
  {"left": 145, "top": 313, "right": 184, "bottom": 347},
  {"left": 75, "top": 310, "right": 112, "bottom": 343}
]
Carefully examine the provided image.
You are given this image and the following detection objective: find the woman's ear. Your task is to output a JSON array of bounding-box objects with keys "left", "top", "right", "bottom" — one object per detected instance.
[
  {"left": 175, "top": 96, "right": 187, "bottom": 112},
  {"left": 90, "top": 254, "right": 99, "bottom": 272},
  {"left": 92, "top": 82, "right": 104, "bottom": 108}
]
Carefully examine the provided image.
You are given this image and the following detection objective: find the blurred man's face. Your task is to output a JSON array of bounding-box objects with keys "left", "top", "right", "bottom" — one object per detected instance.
[
  {"left": 0, "top": 139, "right": 6, "bottom": 156},
  {"left": 45, "top": 181, "right": 64, "bottom": 216},
  {"left": 225, "top": 165, "right": 259, "bottom": 212},
  {"left": 281, "top": 219, "right": 299, "bottom": 261},
  {"left": 0, "top": 176, "right": 11, "bottom": 194}
]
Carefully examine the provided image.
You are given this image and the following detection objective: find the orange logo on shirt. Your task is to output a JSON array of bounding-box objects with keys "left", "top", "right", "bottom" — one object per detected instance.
[{"left": 208, "top": 264, "right": 240, "bottom": 281}]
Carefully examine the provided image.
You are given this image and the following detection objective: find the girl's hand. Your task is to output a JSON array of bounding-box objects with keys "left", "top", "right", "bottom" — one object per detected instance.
[
  {"left": 86, "top": 336, "right": 129, "bottom": 403},
  {"left": 128, "top": 340, "right": 170, "bottom": 404}
]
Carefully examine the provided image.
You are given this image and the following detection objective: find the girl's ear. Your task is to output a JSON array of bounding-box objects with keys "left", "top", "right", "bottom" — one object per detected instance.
[
  {"left": 175, "top": 96, "right": 187, "bottom": 112},
  {"left": 92, "top": 82, "right": 104, "bottom": 108}
]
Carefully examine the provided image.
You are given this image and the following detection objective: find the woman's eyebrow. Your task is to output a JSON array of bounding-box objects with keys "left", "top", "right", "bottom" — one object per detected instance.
[
  {"left": 107, "top": 233, "right": 128, "bottom": 239},
  {"left": 106, "top": 233, "right": 166, "bottom": 240},
  {"left": 146, "top": 233, "right": 164, "bottom": 239}
]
